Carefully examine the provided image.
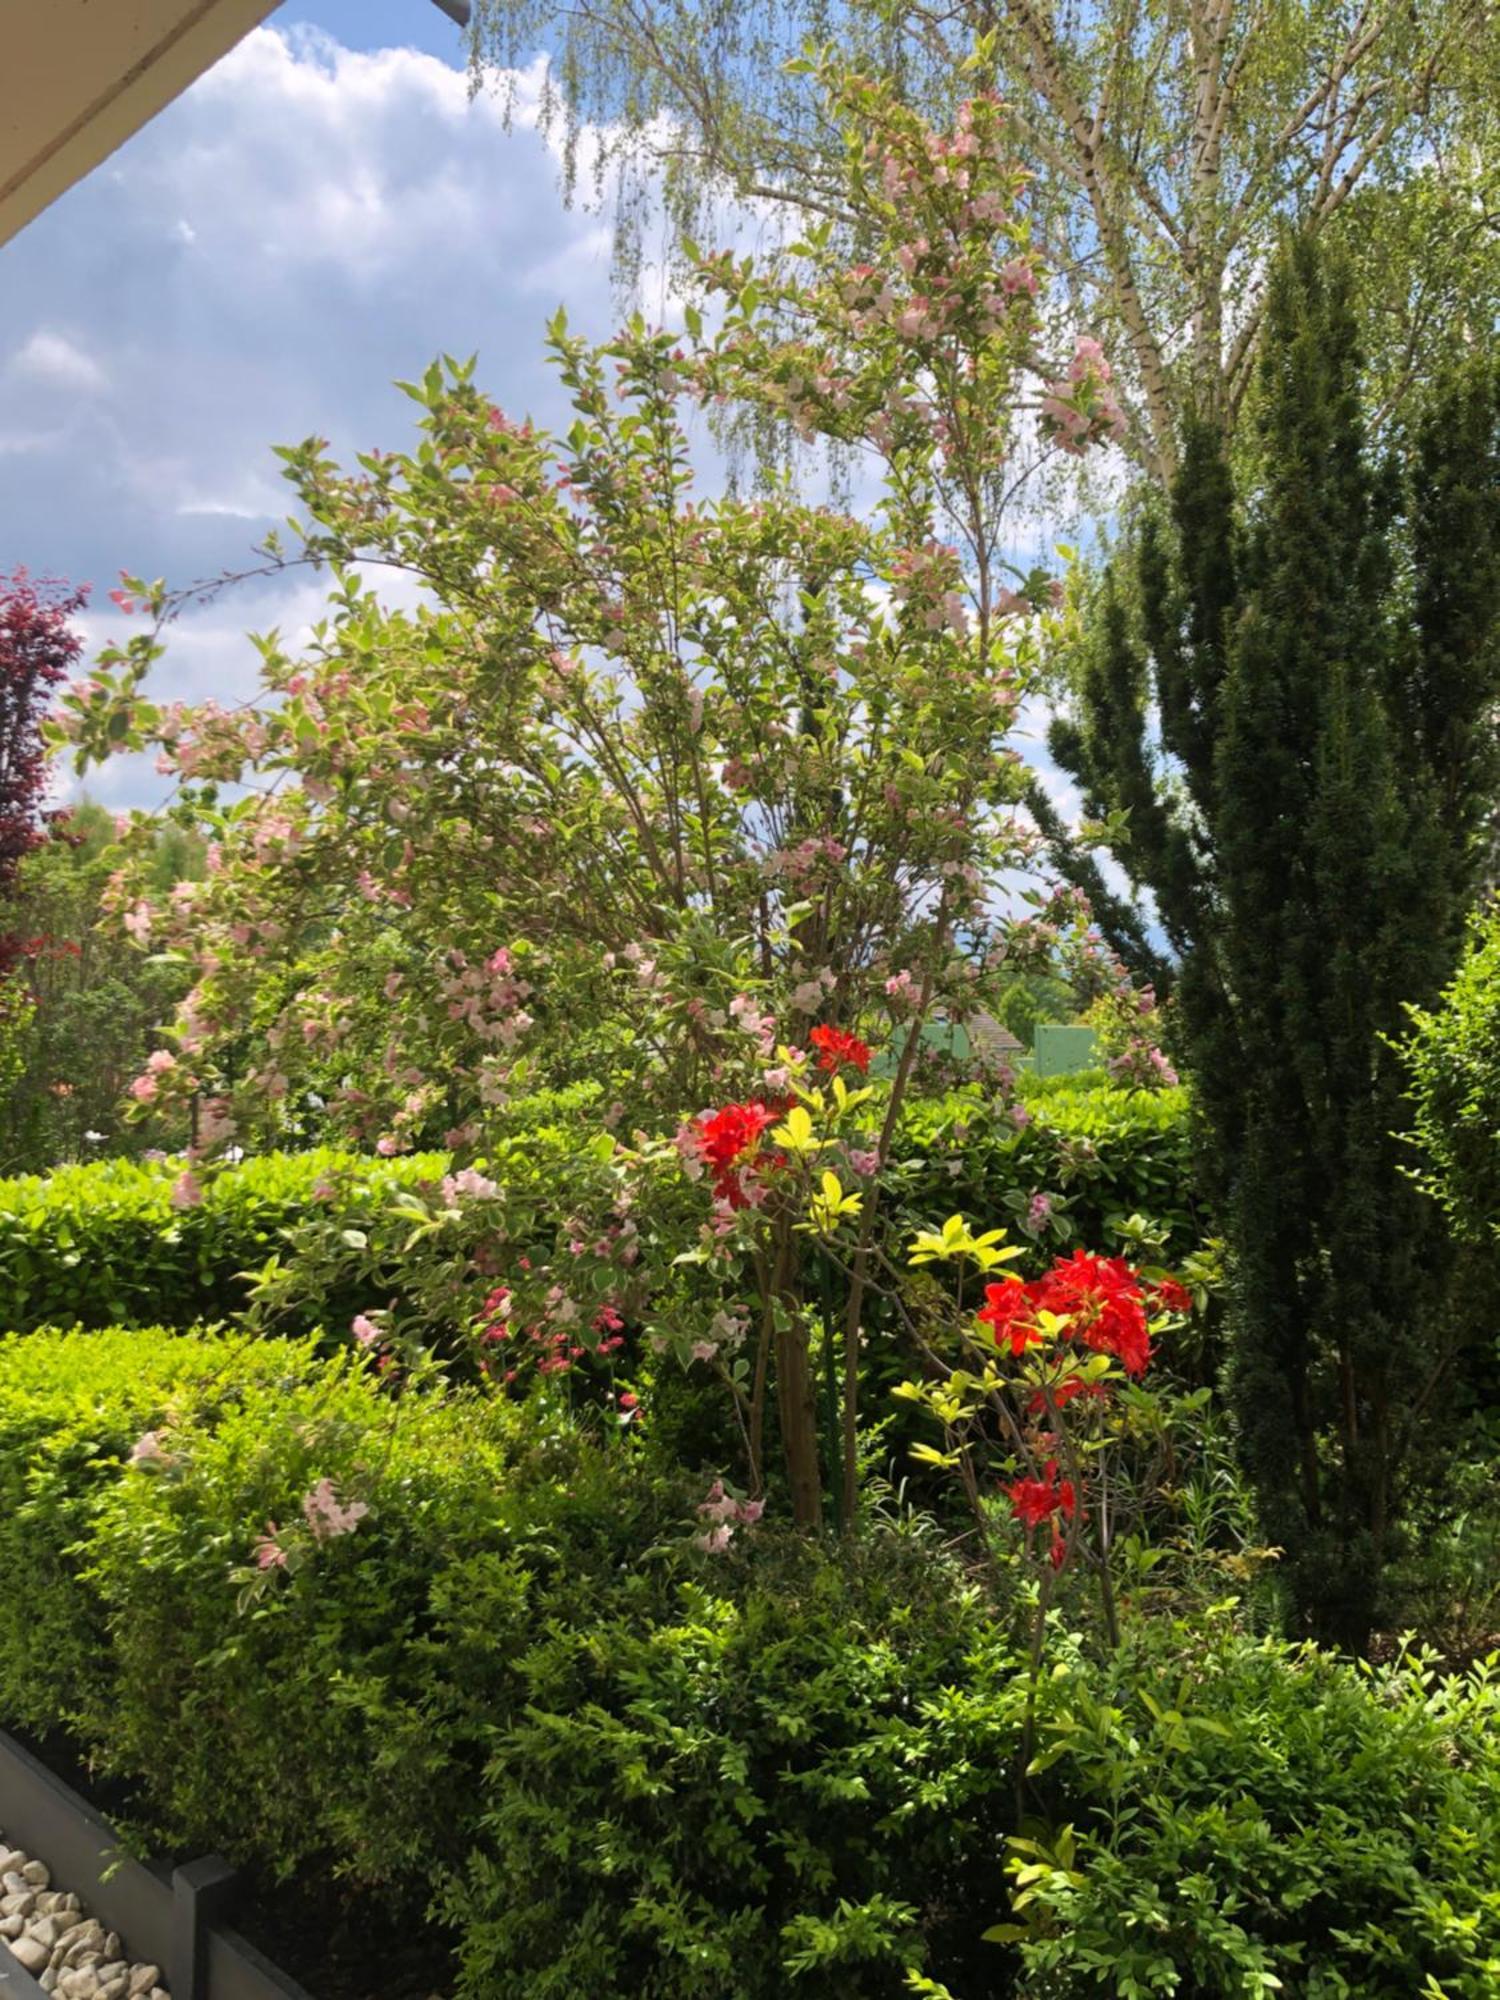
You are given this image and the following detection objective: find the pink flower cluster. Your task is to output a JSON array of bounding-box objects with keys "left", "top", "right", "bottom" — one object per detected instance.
[
  {"left": 1039, "top": 335, "right": 1127, "bottom": 456},
  {"left": 302, "top": 1477, "right": 370, "bottom": 1542},
  {"left": 694, "top": 1479, "right": 765, "bottom": 1553},
  {"left": 439, "top": 946, "right": 533, "bottom": 1048}
]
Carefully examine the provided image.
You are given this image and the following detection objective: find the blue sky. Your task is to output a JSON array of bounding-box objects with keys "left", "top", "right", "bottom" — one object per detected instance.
[{"left": 0, "top": 3, "right": 630, "bottom": 809}]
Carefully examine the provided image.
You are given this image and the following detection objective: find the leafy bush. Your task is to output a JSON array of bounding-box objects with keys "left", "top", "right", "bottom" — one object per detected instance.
[
  {"left": 0, "top": 1151, "right": 449, "bottom": 1333},
  {"left": 0, "top": 1324, "right": 310, "bottom": 1731},
  {"left": 1007, "top": 1623, "right": 1500, "bottom": 1999},
  {"left": 1404, "top": 901, "right": 1500, "bottom": 1243},
  {"left": 0, "top": 1327, "right": 1495, "bottom": 2000},
  {"left": 0, "top": 1326, "right": 1023, "bottom": 1994},
  {"left": 444, "top": 1541, "right": 1025, "bottom": 2000},
  {"left": 894, "top": 1080, "right": 1199, "bottom": 1262}
]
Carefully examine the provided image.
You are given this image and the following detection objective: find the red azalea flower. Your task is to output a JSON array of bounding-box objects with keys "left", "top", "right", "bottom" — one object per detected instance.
[
  {"left": 1033, "top": 1249, "right": 1151, "bottom": 1376},
  {"left": 1007, "top": 1459, "right": 1077, "bottom": 1530},
  {"left": 1027, "top": 1374, "right": 1106, "bottom": 1416},
  {"left": 695, "top": 1099, "right": 777, "bottom": 1206},
  {"left": 1151, "top": 1277, "right": 1193, "bottom": 1316},
  {"left": 977, "top": 1277, "right": 1042, "bottom": 1357},
  {"left": 809, "top": 1024, "right": 872, "bottom": 1074}
]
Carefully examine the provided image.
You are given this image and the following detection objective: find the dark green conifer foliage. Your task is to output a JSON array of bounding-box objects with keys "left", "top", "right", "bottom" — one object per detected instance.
[{"left": 1048, "top": 236, "right": 1500, "bottom": 1645}]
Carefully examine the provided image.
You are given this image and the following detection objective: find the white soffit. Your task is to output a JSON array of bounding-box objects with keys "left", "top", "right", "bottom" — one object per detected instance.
[{"left": 0, "top": 0, "right": 282, "bottom": 247}]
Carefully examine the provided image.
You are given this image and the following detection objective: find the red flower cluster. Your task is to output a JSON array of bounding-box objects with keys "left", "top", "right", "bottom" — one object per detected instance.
[
  {"left": 978, "top": 1249, "right": 1155, "bottom": 1379},
  {"left": 1152, "top": 1276, "right": 1193, "bottom": 1317},
  {"left": 695, "top": 1099, "right": 776, "bottom": 1206},
  {"left": 809, "top": 1024, "right": 871, "bottom": 1074},
  {"left": 1007, "top": 1459, "right": 1077, "bottom": 1568}
]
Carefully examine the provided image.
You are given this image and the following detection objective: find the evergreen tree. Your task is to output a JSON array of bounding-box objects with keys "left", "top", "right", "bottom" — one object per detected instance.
[{"left": 1048, "top": 236, "right": 1500, "bottom": 1646}]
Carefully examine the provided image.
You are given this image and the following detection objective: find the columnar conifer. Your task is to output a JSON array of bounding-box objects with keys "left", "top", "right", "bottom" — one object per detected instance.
[{"left": 1048, "top": 236, "right": 1500, "bottom": 1644}]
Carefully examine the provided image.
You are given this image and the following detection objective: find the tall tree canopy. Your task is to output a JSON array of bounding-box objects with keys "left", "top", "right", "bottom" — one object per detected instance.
[
  {"left": 1047, "top": 235, "right": 1500, "bottom": 1644},
  {"left": 471, "top": 0, "right": 1498, "bottom": 478}
]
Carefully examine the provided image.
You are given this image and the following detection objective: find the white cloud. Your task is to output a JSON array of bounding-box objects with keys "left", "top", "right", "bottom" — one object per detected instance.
[
  {"left": 0, "top": 23, "right": 624, "bottom": 808},
  {"left": 10, "top": 330, "right": 108, "bottom": 393}
]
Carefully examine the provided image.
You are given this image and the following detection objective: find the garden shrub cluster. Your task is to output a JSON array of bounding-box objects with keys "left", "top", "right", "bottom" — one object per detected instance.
[
  {"left": 0, "top": 1150, "right": 448, "bottom": 1334},
  {"left": 0, "top": 1077, "right": 1196, "bottom": 1340},
  {"left": 4, "top": 37, "right": 1494, "bottom": 2000},
  {"left": 0, "top": 1324, "right": 1495, "bottom": 2000},
  {"left": 893, "top": 1081, "right": 1200, "bottom": 1263}
]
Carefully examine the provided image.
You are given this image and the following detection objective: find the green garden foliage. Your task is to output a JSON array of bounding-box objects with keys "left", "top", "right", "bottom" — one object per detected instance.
[
  {"left": 0, "top": 1323, "right": 654, "bottom": 1883},
  {"left": 0, "top": 803, "right": 198, "bottom": 1173},
  {"left": 1048, "top": 237, "right": 1500, "bottom": 1645},
  {"left": 1405, "top": 901, "right": 1500, "bottom": 1245},
  {"left": 0, "top": 1324, "right": 311, "bottom": 1733},
  {"left": 0, "top": 1327, "right": 1494, "bottom": 2000},
  {"left": 1011, "top": 1626, "right": 1500, "bottom": 1999},
  {"left": 895, "top": 1082, "right": 1199, "bottom": 1264},
  {"left": 444, "top": 1548, "right": 1026, "bottom": 2000},
  {"left": 0, "top": 1079, "right": 1199, "bottom": 1341},
  {"left": 0, "top": 1150, "right": 448, "bottom": 1333}
]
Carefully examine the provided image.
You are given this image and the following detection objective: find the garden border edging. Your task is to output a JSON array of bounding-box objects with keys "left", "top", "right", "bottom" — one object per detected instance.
[{"left": 0, "top": 1733, "right": 314, "bottom": 2000}]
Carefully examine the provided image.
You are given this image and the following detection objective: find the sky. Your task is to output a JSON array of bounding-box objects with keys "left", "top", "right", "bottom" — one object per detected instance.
[
  {"left": 0, "top": 2, "right": 635, "bottom": 810},
  {"left": 0, "top": 0, "right": 1086, "bottom": 829}
]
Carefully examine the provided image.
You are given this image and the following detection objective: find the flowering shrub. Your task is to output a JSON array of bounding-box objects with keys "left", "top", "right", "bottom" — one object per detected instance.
[
  {"left": 0, "top": 572, "right": 84, "bottom": 965},
  {"left": 53, "top": 62, "right": 1119, "bottom": 1177},
  {"left": 897, "top": 1216, "right": 1193, "bottom": 1650},
  {"left": 1081, "top": 971, "right": 1179, "bottom": 1092},
  {"left": 1, "top": 1326, "right": 1495, "bottom": 2000}
]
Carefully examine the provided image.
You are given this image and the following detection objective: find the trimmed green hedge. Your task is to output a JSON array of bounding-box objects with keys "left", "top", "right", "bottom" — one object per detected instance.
[
  {"left": 1, "top": 1328, "right": 1496, "bottom": 2000},
  {"left": 0, "top": 1151, "right": 449, "bottom": 1335},
  {"left": 0, "top": 1080, "right": 1199, "bottom": 1341},
  {"left": 894, "top": 1079, "right": 1201, "bottom": 1259},
  {"left": 0, "top": 1325, "right": 1030, "bottom": 1998}
]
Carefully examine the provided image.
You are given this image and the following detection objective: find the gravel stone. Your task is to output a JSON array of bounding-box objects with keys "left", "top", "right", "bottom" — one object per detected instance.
[
  {"left": 11, "top": 1933, "right": 50, "bottom": 1973},
  {"left": 0, "top": 1844, "right": 165, "bottom": 1998}
]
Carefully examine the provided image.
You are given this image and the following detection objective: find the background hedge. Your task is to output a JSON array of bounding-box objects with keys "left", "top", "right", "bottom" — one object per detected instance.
[{"left": 0, "top": 1079, "right": 1198, "bottom": 1339}]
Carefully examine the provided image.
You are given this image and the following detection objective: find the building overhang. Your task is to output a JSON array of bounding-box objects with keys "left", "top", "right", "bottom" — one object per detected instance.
[{"left": 2, "top": 1, "right": 287, "bottom": 247}]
